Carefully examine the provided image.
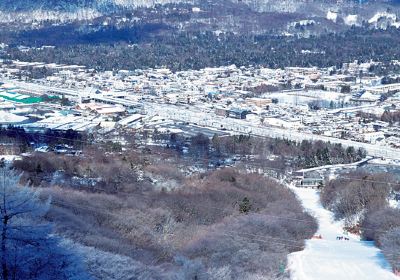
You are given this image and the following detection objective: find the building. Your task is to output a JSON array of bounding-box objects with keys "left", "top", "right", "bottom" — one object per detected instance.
[
  {"left": 215, "top": 107, "right": 228, "bottom": 117},
  {"left": 294, "top": 172, "right": 324, "bottom": 188},
  {"left": 227, "top": 108, "right": 249, "bottom": 119},
  {"left": 246, "top": 98, "right": 272, "bottom": 108}
]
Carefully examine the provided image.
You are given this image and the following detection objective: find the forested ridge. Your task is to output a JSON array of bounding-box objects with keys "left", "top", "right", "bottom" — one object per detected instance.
[{"left": 4, "top": 27, "right": 400, "bottom": 71}]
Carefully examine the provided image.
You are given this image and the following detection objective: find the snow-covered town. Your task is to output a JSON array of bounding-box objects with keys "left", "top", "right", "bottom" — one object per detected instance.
[{"left": 1, "top": 58, "right": 400, "bottom": 158}]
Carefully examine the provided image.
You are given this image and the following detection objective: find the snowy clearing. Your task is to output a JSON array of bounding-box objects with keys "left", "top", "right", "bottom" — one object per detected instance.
[{"left": 288, "top": 186, "right": 397, "bottom": 280}]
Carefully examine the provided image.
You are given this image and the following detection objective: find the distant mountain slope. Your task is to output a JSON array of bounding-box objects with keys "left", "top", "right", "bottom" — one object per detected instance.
[
  {"left": 1, "top": 0, "right": 399, "bottom": 14},
  {"left": 1, "top": 0, "right": 400, "bottom": 35},
  {"left": 0, "top": 0, "right": 189, "bottom": 11},
  {"left": 0, "top": 0, "right": 379, "bottom": 12}
]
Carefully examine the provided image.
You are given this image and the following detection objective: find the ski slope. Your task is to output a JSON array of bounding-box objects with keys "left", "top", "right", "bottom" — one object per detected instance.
[{"left": 288, "top": 187, "right": 397, "bottom": 280}]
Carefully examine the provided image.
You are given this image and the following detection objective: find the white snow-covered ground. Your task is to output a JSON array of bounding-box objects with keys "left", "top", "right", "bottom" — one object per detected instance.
[
  {"left": 296, "top": 157, "right": 372, "bottom": 173},
  {"left": 0, "top": 155, "right": 21, "bottom": 162},
  {"left": 369, "top": 158, "right": 400, "bottom": 166},
  {"left": 288, "top": 186, "right": 397, "bottom": 280},
  {"left": 0, "top": 111, "right": 27, "bottom": 124},
  {"left": 389, "top": 199, "right": 400, "bottom": 209}
]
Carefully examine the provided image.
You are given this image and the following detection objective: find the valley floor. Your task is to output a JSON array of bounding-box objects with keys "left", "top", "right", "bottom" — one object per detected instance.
[{"left": 288, "top": 186, "right": 397, "bottom": 280}]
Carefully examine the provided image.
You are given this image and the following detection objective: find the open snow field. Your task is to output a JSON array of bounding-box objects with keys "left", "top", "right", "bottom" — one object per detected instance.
[{"left": 288, "top": 187, "right": 397, "bottom": 280}]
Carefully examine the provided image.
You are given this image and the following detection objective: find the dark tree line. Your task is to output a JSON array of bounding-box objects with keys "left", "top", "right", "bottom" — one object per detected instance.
[
  {"left": 208, "top": 135, "right": 366, "bottom": 168},
  {"left": 356, "top": 110, "right": 400, "bottom": 125},
  {"left": 154, "top": 132, "right": 367, "bottom": 171},
  {"left": 381, "top": 110, "right": 400, "bottom": 125},
  {"left": 6, "top": 27, "right": 400, "bottom": 72},
  {"left": 0, "top": 126, "right": 89, "bottom": 152}
]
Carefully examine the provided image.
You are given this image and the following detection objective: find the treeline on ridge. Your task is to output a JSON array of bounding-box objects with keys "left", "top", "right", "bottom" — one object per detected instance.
[{"left": 4, "top": 27, "right": 400, "bottom": 71}]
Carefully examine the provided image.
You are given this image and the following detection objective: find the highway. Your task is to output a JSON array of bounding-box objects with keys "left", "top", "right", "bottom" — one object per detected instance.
[{"left": 145, "top": 103, "right": 400, "bottom": 160}]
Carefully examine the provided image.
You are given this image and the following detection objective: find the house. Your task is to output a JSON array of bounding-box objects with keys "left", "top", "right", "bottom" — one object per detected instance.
[
  {"left": 215, "top": 107, "right": 228, "bottom": 117},
  {"left": 362, "top": 131, "right": 385, "bottom": 144},
  {"left": 263, "top": 117, "right": 303, "bottom": 129},
  {"left": 299, "top": 177, "right": 324, "bottom": 188}
]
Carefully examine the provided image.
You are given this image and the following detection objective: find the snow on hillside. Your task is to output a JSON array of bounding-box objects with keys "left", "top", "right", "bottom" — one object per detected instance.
[
  {"left": 109, "top": 0, "right": 193, "bottom": 8},
  {"left": 0, "top": 0, "right": 192, "bottom": 11},
  {"left": 367, "top": 11, "right": 400, "bottom": 29},
  {"left": 2, "top": 0, "right": 400, "bottom": 28},
  {"left": 0, "top": 0, "right": 192, "bottom": 23},
  {"left": 344, "top": 14, "right": 359, "bottom": 26},
  {"left": 369, "top": 11, "right": 397, "bottom": 24},
  {"left": 389, "top": 199, "right": 399, "bottom": 209},
  {"left": 0, "top": 9, "right": 101, "bottom": 23},
  {"left": 241, "top": 0, "right": 304, "bottom": 13},
  {"left": 288, "top": 187, "right": 397, "bottom": 280},
  {"left": 327, "top": 10, "right": 338, "bottom": 23}
]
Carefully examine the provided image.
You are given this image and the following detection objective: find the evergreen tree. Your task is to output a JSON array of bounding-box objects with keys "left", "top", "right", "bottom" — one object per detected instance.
[{"left": 239, "top": 197, "right": 252, "bottom": 214}]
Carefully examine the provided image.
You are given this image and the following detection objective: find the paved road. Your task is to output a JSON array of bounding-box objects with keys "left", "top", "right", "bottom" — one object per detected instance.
[{"left": 145, "top": 103, "right": 400, "bottom": 160}]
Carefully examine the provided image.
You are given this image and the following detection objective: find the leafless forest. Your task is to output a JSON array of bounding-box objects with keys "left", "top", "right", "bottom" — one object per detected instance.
[{"left": 11, "top": 144, "right": 317, "bottom": 279}]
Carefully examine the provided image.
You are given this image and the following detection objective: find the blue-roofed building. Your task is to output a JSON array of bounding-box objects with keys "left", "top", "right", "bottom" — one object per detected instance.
[{"left": 228, "top": 108, "right": 250, "bottom": 119}]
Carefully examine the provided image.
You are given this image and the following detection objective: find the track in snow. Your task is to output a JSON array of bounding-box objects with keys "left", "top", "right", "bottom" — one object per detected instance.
[{"left": 288, "top": 187, "right": 397, "bottom": 280}]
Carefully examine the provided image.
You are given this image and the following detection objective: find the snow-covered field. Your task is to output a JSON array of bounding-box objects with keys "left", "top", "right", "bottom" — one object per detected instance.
[{"left": 288, "top": 187, "right": 397, "bottom": 280}]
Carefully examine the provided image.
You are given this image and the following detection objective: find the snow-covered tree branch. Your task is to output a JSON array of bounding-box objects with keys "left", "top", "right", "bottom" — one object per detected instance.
[{"left": 0, "top": 169, "right": 89, "bottom": 280}]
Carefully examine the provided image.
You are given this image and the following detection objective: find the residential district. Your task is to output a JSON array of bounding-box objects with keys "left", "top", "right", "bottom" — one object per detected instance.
[{"left": 1, "top": 58, "right": 400, "bottom": 159}]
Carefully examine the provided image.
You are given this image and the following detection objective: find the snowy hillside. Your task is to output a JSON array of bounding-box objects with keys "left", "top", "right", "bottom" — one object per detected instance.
[
  {"left": 2, "top": 0, "right": 400, "bottom": 32},
  {"left": 0, "top": 0, "right": 191, "bottom": 11},
  {"left": 0, "top": 0, "right": 396, "bottom": 12},
  {"left": 1, "top": 0, "right": 398, "bottom": 25}
]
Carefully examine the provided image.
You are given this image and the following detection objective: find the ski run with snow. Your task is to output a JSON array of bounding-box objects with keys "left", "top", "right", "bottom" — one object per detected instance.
[{"left": 288, "top": 186, "right": 397, "bottom": 280}]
